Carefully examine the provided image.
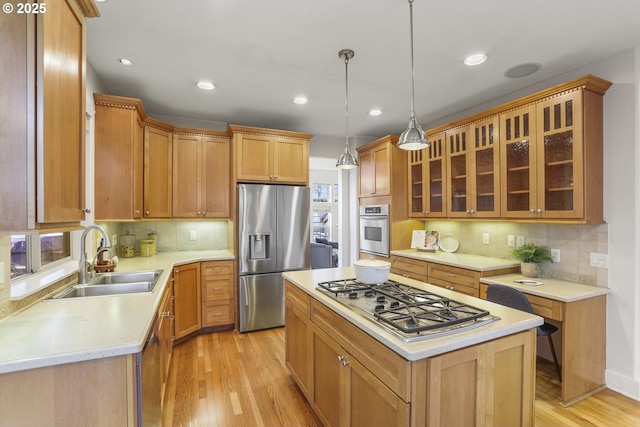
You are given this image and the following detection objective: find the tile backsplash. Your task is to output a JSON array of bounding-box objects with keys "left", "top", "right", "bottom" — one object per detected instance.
[
  {"left": 423, "top": 220, "right": 608, "bottom": 287},
  {"left": 97, "top": 220, "right": 230, "bottom": 256}
]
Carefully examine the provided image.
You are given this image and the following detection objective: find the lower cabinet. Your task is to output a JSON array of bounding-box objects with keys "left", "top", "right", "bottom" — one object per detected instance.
[
  {"left": 0, "top": 355, "right": 137, "bottom": 427},
  {"left": 158, "top": 276, "right": 174, "bottom": 405},
  {"left": 201, "top": 260, "right": 235, "bottom": 328},
  {"left": 312, "top": 326, "right": 410, "bottom": 427},
  {"left": 285, "top": 280, "right": 536, "bottom": 427},
  {"left": 173, "top": 262, "right": 201, "bottom": 340}
]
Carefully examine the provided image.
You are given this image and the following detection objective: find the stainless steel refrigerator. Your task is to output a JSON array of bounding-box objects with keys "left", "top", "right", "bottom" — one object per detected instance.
[{"left": 237, "top": 184, "right": 310, "bottom": 332}]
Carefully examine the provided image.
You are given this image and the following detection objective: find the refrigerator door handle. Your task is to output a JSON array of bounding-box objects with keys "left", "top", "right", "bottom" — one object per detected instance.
[{"left": 244, "top": 282, "right": 250, "bottom": 307}]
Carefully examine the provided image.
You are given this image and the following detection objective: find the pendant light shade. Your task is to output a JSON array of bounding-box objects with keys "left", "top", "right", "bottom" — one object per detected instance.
[
  {"left": 336, "top": 49, "right": 359, "bottom": 169},
  {"left": 398, "top": 0, "right": 429, "bottom": 151}
]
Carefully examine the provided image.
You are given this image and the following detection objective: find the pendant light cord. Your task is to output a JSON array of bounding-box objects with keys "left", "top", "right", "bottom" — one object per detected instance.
[
  {"left": 344, "top": 53, "right": 350, "bottom": 151},
  {"left": 409, "top": 0, "right": 417, "bottom": 121}
]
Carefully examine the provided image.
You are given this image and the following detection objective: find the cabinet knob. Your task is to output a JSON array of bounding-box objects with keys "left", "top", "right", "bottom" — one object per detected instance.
[
  {"left": 83, "top": 208, "right": 92, "bottom": 214},
  {"left": 146, "top": 210, "right": 150, "bottom": 215},
  {"left": 134, "top": 209, "right": 141, "bottom": 214},
  {"left": 202, "top": 211, "right": 206, "bottom": 216},
  {"left": 341, "top": 359, "right": 349, "bottom": 367},
  {"left": 537, "top": 209, "right": 543, "bottom": 213},
  {"left": 197, "top": 211, "right": 201, "bottom": 216},
  {"left": 163, "top": 311, "right": 171, "bottom": 317},
  {"left": 530, "top": 209, "right": 535, "bottom": 213}
]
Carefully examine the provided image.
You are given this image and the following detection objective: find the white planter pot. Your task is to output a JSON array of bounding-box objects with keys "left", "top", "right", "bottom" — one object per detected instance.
[{"left": 520, "top": 262, "right": 540, "bottom": 278}]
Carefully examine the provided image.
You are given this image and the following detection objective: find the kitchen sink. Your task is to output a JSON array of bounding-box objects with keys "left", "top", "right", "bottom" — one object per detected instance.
[
  {"left": 47, "top": 270, "right": 163, "bottom": 300},
  {"left": 89, "top": 270, "right": 162, "bottom": 285}
]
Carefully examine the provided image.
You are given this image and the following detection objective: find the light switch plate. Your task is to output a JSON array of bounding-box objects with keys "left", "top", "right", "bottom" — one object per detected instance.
[
  {"left": 190, "top": 230, "right": 197, "bottom": 241},
  {"left": 551, "top": 249, "right": 561, "bottom": 263},
  {"left": 507, "top": 235, "right": 515, "bottom": 247},
  {"left": 590, "top": 252, "right": 609, "bottom": 268},
  {"left": 517, "top": 236, "right": 526, "bottom": 247}
]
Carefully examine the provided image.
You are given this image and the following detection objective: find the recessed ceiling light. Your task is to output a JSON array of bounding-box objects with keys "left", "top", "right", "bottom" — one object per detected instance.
[
  {"left": 464, "top": 53, "right": 488, "bottom": 66},
  {"left": 117, "top": 58, "right": 133, "bottom": 66},
  {"left": 368, "top": 109, "right": 382, "bottom": 116},
  {"left": 504, "top": 63, "right": 542, "bottom": 78},
  {"left": 292, "top": 96, "right": 308, "bottom": 105},
  {"left": 196, "top": 81, "right": 216, "bottom": 90}
]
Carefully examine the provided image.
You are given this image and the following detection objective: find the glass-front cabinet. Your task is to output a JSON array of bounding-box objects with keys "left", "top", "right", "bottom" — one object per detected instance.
[
  {"left": 501, "top": 90, "right": 585, "bottom": 220},
  {"left": 446, "top": 126, "right": 470, "bottom": 217},
  {"left": 501, "top": 105, "right": 537, "bottom": 218},
  {"left": 471, "top": 116, "right": 501, "bottom": 217},
  {"left": 408, "top": 132, "right": 446, "bottom": 218},
  {"left": 445, "top": 116, "right": 500, "bottom": 218}
]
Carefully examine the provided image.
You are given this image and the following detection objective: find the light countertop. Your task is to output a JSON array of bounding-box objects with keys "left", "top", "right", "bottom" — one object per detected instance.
[
  {"left": 390, "top": 249, "right": 520, "bottom": 271},
  {"left": 480, "top": 274, "right": 610, "bottom": 302},
  {"left": 283, "top": 267, "right": 542, "bottom": 361},
  {"left": 0, "top": 250, "right": 233, "bottom": 374}
]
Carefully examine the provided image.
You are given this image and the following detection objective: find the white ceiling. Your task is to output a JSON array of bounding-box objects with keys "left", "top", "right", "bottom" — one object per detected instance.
[{"left": 86, "top": 0, "right": 640, "bottom": 141}]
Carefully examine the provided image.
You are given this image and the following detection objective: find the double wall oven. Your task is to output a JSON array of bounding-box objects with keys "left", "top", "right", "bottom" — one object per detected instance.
[{"left": 359, "top": 204, "right": 389, "bottom": 257}]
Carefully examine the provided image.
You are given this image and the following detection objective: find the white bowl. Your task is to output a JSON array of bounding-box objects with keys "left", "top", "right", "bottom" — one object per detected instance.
[{"left": 353, "top": 259, "right": 391, "bottom": 284}]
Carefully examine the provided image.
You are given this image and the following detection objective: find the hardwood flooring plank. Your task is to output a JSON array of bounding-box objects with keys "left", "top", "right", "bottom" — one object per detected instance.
[{"left": 163, "top": 329, "right": 639, "bottom": 427}]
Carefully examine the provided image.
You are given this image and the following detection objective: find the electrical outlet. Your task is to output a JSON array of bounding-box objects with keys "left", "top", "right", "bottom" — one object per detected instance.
[
  {"left": 551, "top": 249, "right": 561, "bottom": 263},
  {"left": 482, "top": 233, "right": 490, "bottom": 245},
  {"left": 590, "top": 252, "right": 609, "bottom": 268},
  {"left": 112, "top": 234, "right": 118, "bottom": 247},
  {"left": 517, "top": 236, "right": 525, "bottom": 247},
  {"left": 190, "top": 230, "right": 197, "bottom": 241},
  {"left": 507, "top": 235, "right": 515, "bottom": 247},
  {"left": 0, "top": 262, "right": 4, "bottom": 290}
]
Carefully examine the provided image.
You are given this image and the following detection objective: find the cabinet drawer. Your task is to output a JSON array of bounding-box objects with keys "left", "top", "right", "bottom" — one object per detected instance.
[
  {"left": 429, "top": 277, "right": 479, "bottom": 297},
  {"left": 202, "top": 300, "right": 234, "bottom": 326},
  {"left": 286, "top": 281, "right": 310, "bottom": 317},
  {"left": 201, "top": 260, "right": 234, "bottom": 276},
  {"left": 526, "top": 294, "right": 563, "bottom": 321},
  {"left": 390, "top": 268, "right": 428, "bottom": 283},
  {"left": 202, "top": 275, "right": 233, "bottom": 301},
  {"left": 311, "top": 300, "right": 411, "bottom": 401},
  {"left": 428, "top": 263, "right": 479, "bottom": 289},
  {"left": 391, "top": 256, "right": 428, "bottom": 276}
]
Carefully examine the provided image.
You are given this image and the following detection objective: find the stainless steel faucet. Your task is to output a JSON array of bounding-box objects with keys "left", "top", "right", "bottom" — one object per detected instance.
[{"left": 78, "top": 224, "right": 112, "bottom": 284}]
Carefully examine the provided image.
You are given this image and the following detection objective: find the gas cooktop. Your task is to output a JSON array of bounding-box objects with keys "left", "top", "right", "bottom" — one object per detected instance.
[{"left": 316, "top": 278, "right": 499, "bottom": 343}]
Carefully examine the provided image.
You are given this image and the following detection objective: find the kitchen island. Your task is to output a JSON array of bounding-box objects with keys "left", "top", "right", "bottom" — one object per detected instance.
[
  {"left": 0, "top": 250, "right": 233, "bottom": 427},
  {"left": 284, "top": 267, "right": 543, "bottom": 427}
]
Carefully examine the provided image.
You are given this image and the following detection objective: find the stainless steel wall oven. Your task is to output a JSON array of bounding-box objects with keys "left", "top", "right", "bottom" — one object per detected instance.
[{"left": 359, "top": 204, "right": 389, "bottom": 257}]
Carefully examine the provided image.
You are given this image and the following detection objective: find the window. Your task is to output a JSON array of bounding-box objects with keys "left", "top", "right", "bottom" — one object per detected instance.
[
  {"left": 311, "top": 182, "right": 339, "bottom": 242},
  {"left": 10, "top": 232, "right": 71, "bottom": 280},
  {"left": 312, "top": 183, "right": 331, "bottom": 203}
]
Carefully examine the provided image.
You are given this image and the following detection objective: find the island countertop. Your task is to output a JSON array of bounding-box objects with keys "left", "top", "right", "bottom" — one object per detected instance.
[
  {"left": 283, "top": 267, "right": 542, "bottom": 361},
  {"left": 0, "top": 250, "right": 233, "bottom": 374}
]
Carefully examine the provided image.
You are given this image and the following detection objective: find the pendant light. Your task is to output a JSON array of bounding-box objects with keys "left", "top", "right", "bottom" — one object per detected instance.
[
  {"left": 397, "top": 0, "right": 429, "bottom": 151},
  {"left": 336, "top": 49, "right": 359, "bottom": 169}
]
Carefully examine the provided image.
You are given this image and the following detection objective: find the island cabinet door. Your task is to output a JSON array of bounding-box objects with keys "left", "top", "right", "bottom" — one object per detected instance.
[
  {"left": 312, "top": 325, "right": 409, "bottom": 427},
  {"left": 423, "top": 329, "right": 535, "bottom": 427},
  {"left": 285, "top": 299, "right": 313, "bottom": 401}
]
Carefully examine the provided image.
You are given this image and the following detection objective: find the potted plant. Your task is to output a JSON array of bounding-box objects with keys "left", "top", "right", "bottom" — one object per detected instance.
[{"left": 511, "top": 243, "right": 553, "bottom": 278}]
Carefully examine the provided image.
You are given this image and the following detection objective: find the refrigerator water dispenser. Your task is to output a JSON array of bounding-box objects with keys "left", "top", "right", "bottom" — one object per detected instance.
[{"left": 249, "top": 234, "right": 270, "bottom": 260}]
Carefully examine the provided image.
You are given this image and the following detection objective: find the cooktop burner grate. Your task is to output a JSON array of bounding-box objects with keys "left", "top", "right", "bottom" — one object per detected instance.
[{"left": 316, "top": 278, "right": 499, "bottom": 342}]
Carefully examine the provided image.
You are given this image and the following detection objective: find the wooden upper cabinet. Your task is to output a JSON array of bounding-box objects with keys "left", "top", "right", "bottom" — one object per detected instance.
[
  {"left": 357, "top": 136, "right": 394, "bottom": 197},
  {"left": 500, "top": 105, "right": 538, "bottom": 218},
  {"left": 500, "top": 81, "right": 609, "bottom": 222},
  {"left": 446, "top": 125, "right": 471, "bottom": 217},
  {"left": 0, "top": 0, "right": 96, "bottom": 230},
  {"left": 172, "top": 130, "right": 230, "bottom": 218},
  {"left": 229, "top": 125, "right": 312, "bottom": 185},
  {"left": 94, "top": 94, "right": 146, "bottom": 221},
  {"left": 422, "top": 74, "right": 610, "bottom": 223},
  {"left": 470, "top": 116, "right": 501, "bottom": 217},
  {"left": 36, "top": 0, "right": 87, "bottom": 224},
  {"left": 144, "top": 120, "right": 173, "bottom": 219},
  {"left": 408, "top": 132, "right": 447, "bottom": 218}
]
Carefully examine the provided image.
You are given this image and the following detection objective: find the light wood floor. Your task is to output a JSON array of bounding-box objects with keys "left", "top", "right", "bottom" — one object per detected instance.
[{"left": 163, "top": 328, "right": 640, "bottom": 427}]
